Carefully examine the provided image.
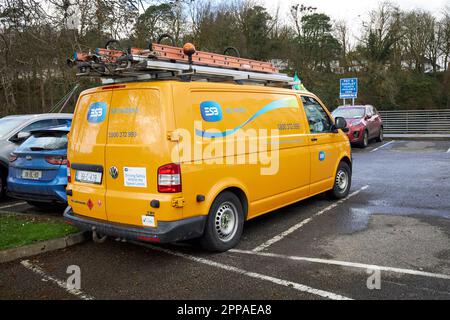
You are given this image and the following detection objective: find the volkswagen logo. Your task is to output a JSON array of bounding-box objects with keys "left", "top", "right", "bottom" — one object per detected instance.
[{"left": 109, "top": 166, "right": 119, "bottom": 179}]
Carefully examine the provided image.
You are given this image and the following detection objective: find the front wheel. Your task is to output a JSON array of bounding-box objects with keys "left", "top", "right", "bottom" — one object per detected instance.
[
  {"left": 327, "top": 161, "right": 352, "bottom": 199},
  {"left": 200, "top": 191, "right": 244, "bottom": 252}
]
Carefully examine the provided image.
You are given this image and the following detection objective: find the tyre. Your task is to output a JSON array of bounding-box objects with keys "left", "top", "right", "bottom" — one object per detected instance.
[
  {"left": 376, "top": 127, "right": 383, "bottom": 142},
  {"left": 200, "top": 191, "right": 244, "bottom": 252},
  {"left": 327, "top": 161, "right": 352, "bottom": 199},
  {"left": 27, "top": 201, "right": 66, "bottom": 212},
  {"left": 359, "top": 130, "right": 369, "bottom": 148},
  {"left": 0, "top": 169, "right": 6, "bottom": 200}
]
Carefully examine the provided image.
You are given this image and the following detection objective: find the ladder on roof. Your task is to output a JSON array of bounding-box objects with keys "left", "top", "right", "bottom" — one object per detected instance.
[{"left": 68, "top": 40, "right": 295, "bottom": 86}]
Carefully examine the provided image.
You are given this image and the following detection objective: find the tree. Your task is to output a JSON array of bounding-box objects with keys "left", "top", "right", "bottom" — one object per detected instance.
[
  {"left": 440, "top": 8, "right": 450, "bottom": 70},
  {"left": 134, "top": 3, "right": 174, "bottom": 47},
  {"left": 237, "top": 4, "right": 275, "bottom": 60},
  {"left": 359, "top": 2, "right": 403, "bottom": 66},
  {"left": 334, "top": 20, "right": 350, "bottom": 72},
  {"left": 402, "top": 10, "right": 435, "bottom": 73}
]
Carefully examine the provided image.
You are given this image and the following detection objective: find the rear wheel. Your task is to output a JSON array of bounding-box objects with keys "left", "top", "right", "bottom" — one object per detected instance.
[
  {"left": 27, "top": 201, "right": 67, "bottom": 212},
  {"left": 0, "top": 169, "right": 6, "bottom": 200},
  {"left": 200, "top": 191, "right": 244, "bottom": 252},
  {"left": 327, "top": 161, "right": 352, "bottom": 199},
  {"left": 359, "top": 130, "right": 369, "bottom": 148},
  {"left": 376, "top": 127, "right": 384, "bottom": 142}
]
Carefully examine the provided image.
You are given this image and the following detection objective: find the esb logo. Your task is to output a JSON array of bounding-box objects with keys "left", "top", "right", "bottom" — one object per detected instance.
[
  {"left": 200, "top": 101, "right": 222, "bottom": 122},
  {"left": 87, "top": 102, "right": 107, "bottom": 123}
]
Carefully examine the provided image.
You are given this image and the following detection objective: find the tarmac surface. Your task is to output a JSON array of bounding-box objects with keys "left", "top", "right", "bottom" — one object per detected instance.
[{"left": 1, "top": 139, "right": 450, "bottom": 300}]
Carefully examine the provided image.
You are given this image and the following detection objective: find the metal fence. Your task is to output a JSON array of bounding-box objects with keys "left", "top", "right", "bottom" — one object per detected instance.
[{"left": 379, "top": 109, "right": 450, "bottom": 134}]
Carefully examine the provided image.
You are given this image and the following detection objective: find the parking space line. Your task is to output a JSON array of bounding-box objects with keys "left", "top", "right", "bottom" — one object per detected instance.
[
  {"left": 446, "top": 147, "right": 450, "bottom": 153},
  {"left": 20, "top": 260, "right": 95, "bottom": 300},
  {"left": 370, "top": 140, "right": 395, "bottom": 152},
  {"left": 230, "top": 250, "right": 450, "bottom": 280},
  {"left": 251, "top": 185, "right": 369, "bottom": 252},
  {"left": 133, "top": 242, "right": 352, "bottom": 300},
  {"left": 0, "top": 201, "right": 27, "bottom": 210}
]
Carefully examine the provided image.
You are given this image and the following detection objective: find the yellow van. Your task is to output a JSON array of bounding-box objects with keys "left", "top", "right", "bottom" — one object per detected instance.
[{"left": 64, "top": 81, "right": 351, "bottom": 251}]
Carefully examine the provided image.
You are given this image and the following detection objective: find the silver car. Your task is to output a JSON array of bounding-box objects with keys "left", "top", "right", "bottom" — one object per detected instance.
[{"left": 0, "top": 113, "right": 73, "bottom": 199}]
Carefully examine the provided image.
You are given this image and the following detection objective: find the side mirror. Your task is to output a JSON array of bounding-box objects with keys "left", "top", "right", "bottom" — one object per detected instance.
[
  {"left": 365, "top": 114, "right": 372, "bottom": 120},
  {"left": 10, "top": 131, "right": 31, "bottom": 143},
  {"left": 334, "top": 117, "right": 347, "bottom": 131}
]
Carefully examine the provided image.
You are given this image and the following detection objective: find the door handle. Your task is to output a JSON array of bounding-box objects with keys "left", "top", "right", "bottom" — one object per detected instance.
[{"left": 311, "top": 138, "right": 318, "bottom": 142}]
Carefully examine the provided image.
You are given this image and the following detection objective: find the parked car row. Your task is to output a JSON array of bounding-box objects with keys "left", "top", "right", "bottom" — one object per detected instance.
[{"left": 0, "top": 114, "right": 72, "bottom": 208}]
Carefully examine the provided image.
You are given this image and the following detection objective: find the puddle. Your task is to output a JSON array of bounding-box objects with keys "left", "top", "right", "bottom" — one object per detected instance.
[
  {"left": 393, "top": 141, "right": 447, "bottom": 152},
  {"left": 321, "top": 215, "right": 450, "bottom": 274}
]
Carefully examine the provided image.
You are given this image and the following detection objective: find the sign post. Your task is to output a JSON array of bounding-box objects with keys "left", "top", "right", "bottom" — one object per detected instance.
[{"left": 339, "top": 78, "right": 358, "bottom": 105}]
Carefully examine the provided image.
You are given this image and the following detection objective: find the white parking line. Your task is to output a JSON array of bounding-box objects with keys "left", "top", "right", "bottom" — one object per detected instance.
[
  {"left": 252, "top": 185, "right": 369, "bottom": 252},
  {"left": 20, "top": 260, "right": 95, "bottom": 300},
  {"left": 446, "top": 147, "right": 450, "bottom": 153},
  {"left": 370, "top": 140, "right": 395, "bottom": 152},
  {"left": 0, "top": 201, "right": 27, "bottom": 210},
  {"left": 230, "top": 250, "right": 450, "bottom": 281},
  {"left": 134, "top": 242, "right": 352, "bottom": 300}
]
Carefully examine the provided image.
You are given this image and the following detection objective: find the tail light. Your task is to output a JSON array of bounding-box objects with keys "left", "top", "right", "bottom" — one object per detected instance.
[
  {"left": 67, "top": 160, "right": 71, "bottom": 183},
  {"left": 45, "top": 156, "right": 68, "bottom": 165},
  {"left": 9, "top": 153, "right": 18, "bottom": 162},
  {"left": 158, "top": 163, "right": 181, "bottom": 193}
]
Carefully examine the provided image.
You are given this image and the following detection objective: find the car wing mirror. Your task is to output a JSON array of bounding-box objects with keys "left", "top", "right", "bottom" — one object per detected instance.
[{"left": 334, "top": 117, "right": 347, "bottom": 132}]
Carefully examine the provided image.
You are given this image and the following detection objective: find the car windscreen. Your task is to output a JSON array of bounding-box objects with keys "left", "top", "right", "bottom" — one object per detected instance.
[
  {"left": 0, "top": 118, "right": 27, "bottom": 138},
  {"left": 332, "top": 108, "right": 365, "bottom": 119},
  {"left": 19, "top": 131, "right": 68, "bottom": 151}
]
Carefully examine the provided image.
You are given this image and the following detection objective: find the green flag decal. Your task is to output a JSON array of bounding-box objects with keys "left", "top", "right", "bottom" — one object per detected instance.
[{"left": 293, "top": 72, "right": 307, "bottom": 91}]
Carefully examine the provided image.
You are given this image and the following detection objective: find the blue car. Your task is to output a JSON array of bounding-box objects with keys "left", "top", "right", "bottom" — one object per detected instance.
[{"left": 7, "top": 126, "right": 70, "bottom": 209}]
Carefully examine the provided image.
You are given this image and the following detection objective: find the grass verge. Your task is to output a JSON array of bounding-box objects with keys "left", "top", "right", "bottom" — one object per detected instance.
[{"left": 0, "top": 213, "right": 78, "bottom": 250}]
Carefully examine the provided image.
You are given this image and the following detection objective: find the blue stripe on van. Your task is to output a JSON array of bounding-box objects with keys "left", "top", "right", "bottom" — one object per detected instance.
[{"left": 195, "top": 97, "right": 298, "bottom": 138}]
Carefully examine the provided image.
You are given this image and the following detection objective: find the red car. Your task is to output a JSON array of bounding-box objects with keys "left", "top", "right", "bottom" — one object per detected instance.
[{"left": 332, "top": 105, "right": 383, "bottom": 148}]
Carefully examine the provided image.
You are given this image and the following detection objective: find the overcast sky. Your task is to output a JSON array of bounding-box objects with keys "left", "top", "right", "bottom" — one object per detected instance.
[{"left": 263, "top": 0, "right": 450, "bottom": 42}]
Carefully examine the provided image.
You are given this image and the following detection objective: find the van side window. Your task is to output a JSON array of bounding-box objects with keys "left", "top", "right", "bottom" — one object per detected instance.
[{"left": 301, "top": 96, "right": 333, "bottom": 134}]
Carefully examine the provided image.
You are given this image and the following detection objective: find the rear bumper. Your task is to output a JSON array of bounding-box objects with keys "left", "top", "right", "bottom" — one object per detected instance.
[
  {"left": 63, "top": 207, "right": 207, "bottom": 243},
  {"left": 7, "top": 176, "right": 67, "bottom": 203}
]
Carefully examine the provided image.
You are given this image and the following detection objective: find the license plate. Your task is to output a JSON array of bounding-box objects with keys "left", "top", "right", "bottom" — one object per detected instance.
[
  {"left": 21, "top": 170, "right": 42, "bottom": 180},
  {"left": 75, "top": 170, "right": 102, "bottom": 184}
]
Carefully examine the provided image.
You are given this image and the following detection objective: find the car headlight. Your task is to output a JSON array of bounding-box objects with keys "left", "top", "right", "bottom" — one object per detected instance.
[{"left": 350, "top": 120, "right": 362, "bottom": 127}]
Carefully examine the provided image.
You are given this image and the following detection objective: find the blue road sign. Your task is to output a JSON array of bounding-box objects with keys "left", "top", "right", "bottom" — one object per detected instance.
[{"left": 340, "top": 78, "right": 358, "bottom": 99}]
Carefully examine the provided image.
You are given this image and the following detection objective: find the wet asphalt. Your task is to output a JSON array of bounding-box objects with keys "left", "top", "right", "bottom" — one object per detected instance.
[{"left": 1, "top": 139, "right": 450, "bottom": 300}]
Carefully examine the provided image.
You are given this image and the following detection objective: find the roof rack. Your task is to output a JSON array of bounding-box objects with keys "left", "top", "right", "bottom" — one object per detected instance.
[{"left": 67, "top": 40, "right": 295, "bottom": 86}]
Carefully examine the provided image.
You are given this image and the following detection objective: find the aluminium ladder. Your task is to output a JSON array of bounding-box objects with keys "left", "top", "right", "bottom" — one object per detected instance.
[{"left": 68, "top": 41, "right": 296, "bottom": 87}]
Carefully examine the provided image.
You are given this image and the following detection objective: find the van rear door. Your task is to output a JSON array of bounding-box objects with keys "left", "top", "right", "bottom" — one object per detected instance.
[
  {"left": 104, "top": 85, "right": 176, "bottom": 227},
  {"left": 68, "top": 90, "right": 111, "bottom": 220}
]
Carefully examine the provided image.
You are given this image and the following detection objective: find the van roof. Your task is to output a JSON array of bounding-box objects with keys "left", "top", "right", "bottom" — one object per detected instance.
[{"left": 81, "top": 80, "right": 316, "bottom": 97}]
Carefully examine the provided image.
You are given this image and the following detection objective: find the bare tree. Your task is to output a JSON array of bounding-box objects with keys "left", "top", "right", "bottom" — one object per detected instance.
[{"left": 334, "top": 19, "right": 350, "bottom": 72}]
